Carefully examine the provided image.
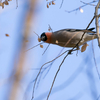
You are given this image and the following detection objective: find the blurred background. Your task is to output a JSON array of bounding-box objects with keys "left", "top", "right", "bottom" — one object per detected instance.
[{"left": 0, "top": 0, "right": 100, "bottom": 100}]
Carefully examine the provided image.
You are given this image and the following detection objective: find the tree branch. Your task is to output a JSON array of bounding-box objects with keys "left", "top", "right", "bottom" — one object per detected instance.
[
  {"left": 59, "top": 0, "right": 64, "bottom": 9},
  {"left": 9, "top": 0, "right": 36, "bottom": 100},
  {"left": 65, "top": 1, "right": 97, "bottom": 13},
  {"left": 95, "top": 0, "right": 100, "bottom": 47},
  {"left": 46, "top": 51, "right": 69, "bottom": 100},
  {"left": 31, "top": 49, "right": 77, "bottom": 100},
  {"left": 80, "top": 1, "right": 96, "bottom": 7}
]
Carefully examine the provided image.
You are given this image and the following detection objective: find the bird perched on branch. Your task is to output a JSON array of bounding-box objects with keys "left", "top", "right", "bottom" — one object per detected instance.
[{"left": 40, "top": 28, "right": 96, "bottom": 49}]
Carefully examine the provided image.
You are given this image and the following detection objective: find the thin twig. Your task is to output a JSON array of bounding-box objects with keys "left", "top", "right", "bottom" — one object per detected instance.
[
  {"left": 92, "top": 38, "right": 100, "bottom": 79},
  {"left": 43, "top": 62, "right": 53, "bottom": 78},
  {"left": 31, "top": 48, "right": 77, "bottom": 99},
  {"left": 65, "top": 1, "right": 97, "bottom": 13},
  {"left": 46, "top": 51, "right": 70, "bottom": 100},
  {"left": 42, "top": 44, "right": 50, "bottom": 55},
  {"left": 33, "top": 31, "right": 40, "bottom": 38},
  {"left": 48, "top": 24, "right": 53, "bottom": 32},
  {"left": 25, "top": 42, "right": 44, "bottom": 52},
  {"left": 80, "top": 1, "right": 96, "bottom": 6},
  {"left": 59, "top": 0, "right": 64, "bottom": 9},
  {"left": 31, "top": 49, "right": 68, "bottom": 99}
]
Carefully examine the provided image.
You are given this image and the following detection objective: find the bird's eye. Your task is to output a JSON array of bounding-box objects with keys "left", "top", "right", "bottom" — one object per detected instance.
[{"left": 41, "top": 36, "right": 46, "bottom": 41}]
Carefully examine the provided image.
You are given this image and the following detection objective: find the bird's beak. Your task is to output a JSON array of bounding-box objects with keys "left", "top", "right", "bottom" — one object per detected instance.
[{"left": 38, "top": 37, "right": 41, "bottom": 42}]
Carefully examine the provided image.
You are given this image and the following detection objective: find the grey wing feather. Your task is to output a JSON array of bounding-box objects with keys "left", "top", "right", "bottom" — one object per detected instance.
[{"left": 55, "top": 28, "right": 96, "bottom": 33}]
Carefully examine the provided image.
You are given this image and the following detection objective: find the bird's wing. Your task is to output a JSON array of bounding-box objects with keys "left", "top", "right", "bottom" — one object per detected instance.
[
  {"left": 88, "top": 28, "right": 95, "bottom": 31},
  {"left": 55, "top": 28, "right": 96, "bottom": 33}
]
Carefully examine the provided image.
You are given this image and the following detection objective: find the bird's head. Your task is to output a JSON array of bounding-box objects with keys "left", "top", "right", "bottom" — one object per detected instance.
[{"left": 40, "top": 32, "right": 52, "bottom": 43}]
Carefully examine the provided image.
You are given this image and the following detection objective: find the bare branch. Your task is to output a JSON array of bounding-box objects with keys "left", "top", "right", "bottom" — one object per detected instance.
[
  {"left": 9, "top": 0, "right": 36, "bottom": 100},
  {"left": 65, "top": 1, "right": 97, "bottom": 13},
  {"left": 59, "top": 0, "right": 64, "bottom": 9},
  {"left": 92, "top": 38, "right": 100, "bottom": 79},
  {"left": 48, "top": 24, "right": 53, "bottom": 32},
  {"left": 46, "top": 50, "right": 70, "bottom": 100},
  {"left": 42, "top": 44, "right": 50, "bottom": 55},
  {"left": 25, "top": 42, "right": 44, "bottom": 52},
  {"left": 31, "top": 49, "right": 69, "bottom": 99},
  {"left": 95, "top": 0, "right": 100, "bottom": 47},
  {"left": 80, "top": 1, "right": 96, "bottom": 6}
]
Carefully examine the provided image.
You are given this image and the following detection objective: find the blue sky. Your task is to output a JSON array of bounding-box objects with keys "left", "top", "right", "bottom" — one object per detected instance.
[{"left": 0, "top": 0, "right": 100, "bottom": 100}]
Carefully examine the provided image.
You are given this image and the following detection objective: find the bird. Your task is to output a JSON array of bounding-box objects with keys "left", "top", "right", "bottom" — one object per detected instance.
[{"left": 40, "top": 28, "right": 97, "bottom": 49}]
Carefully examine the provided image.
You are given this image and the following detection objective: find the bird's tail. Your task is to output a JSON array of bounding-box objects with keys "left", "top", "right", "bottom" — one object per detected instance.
[{"left": 85, "top": 33, "right": 97, "bottom": 42}]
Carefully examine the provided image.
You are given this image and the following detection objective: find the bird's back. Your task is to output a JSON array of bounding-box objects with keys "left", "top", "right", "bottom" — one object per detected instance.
[{"left": 50, "top": 28, "right": 96, "bottom": 47}]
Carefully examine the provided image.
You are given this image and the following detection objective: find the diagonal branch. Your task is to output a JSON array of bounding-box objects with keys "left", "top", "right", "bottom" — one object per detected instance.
[
  {"left": 72, "top": 15, "right": 95, "bottom": 50},
  {"left": 59, "top": 0, "right": 64, "bottom": 9},
  {"left": 46, "top": 51, "right": 70, "bottom": 100}
]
